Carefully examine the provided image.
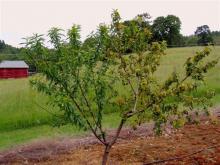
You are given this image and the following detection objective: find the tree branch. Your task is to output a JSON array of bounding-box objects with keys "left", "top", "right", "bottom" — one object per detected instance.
[
  {"left": 126, "top": 73, "right": 191, "bottom": 119},
  {"left": 78, "top": 81, "right": 107, "bottom": 143},
  {"left": 70, "top": 94, "right": 106, "bottom": 145},
  {"left": 109, "top": 117, "right": 126, "bottom": 146},
  {"left": 33, "top": 101, "right": 60, "bottom": 118},
  {"left": 118, "top": 53, "right": 137, "bottom": 97},
  {"left": 56, "top": 77, "right": 106, "bottom": 145},
  {"left": 78, "top": 82, "right": 97, "bottom": 124}
]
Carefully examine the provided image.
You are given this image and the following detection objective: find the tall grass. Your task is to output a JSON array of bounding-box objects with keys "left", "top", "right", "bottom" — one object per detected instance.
[
  {"left": 156, "top": 46, "right": 220, "bottom": 105},
  {"left": 0, "top": 79, "right": 57, "bottom": 131}
]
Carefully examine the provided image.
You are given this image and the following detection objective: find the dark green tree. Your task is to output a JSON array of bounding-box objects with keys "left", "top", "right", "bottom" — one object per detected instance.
[
  {"left": 195, "top": 25, "right": 213, "bottom": 45},
  {"left": 152, "top": 15, "right": 181, "bottom": 46},
  {"left": 0, "top": 40, "right": 6, "bottom": 50}
]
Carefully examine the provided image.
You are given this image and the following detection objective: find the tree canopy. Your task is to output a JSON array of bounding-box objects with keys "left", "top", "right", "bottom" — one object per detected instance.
[
  {"left": 195, "top": 25, "right": 213, "bottom": 45},
  {"left": 152, "top": 15, "right": 182, "bottom": 46},
  {"left": 23, "top": 10, "right": 218, "bottom": 165}
]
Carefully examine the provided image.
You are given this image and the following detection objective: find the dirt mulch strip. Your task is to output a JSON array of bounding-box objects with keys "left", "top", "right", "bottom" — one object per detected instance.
[{"left": 0, "top": 109, "right": 220, "bottom": 165}]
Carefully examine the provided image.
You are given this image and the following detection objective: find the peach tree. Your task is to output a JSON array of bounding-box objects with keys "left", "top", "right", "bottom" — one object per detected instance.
[{"left": 23, "top": 10, "right": 218, "bottom": 165}]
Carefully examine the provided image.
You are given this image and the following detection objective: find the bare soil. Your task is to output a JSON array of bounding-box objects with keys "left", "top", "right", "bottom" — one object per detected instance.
[{"left": 0, "top": 109, "right": 220, "bottom": 165}]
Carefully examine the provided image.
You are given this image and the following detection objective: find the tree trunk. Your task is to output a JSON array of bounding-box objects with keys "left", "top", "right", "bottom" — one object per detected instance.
[
  {"left": 102, "top": 118, "right": 126, "bottom": 165},
  {"left": 102, "top": 145, "right": 111, "bottom": 165}
]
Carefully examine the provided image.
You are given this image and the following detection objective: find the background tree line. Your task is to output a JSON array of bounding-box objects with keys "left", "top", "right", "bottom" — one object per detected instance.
[
  {"left": 1, "top": 12, "right": 220, "bottom": 62},
  {"left": 0, "top": 40, "right": 20, "bottom": 54},
  {"left": 0, "top": 40, "right": 25, "bottom": 62},
  {"left": 83, "top": 13, "right": 219, "bottom": 50}
]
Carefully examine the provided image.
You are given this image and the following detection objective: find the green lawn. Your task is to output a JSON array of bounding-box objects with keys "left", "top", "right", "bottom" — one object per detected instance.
[
  {"left": 0, "top": 46, "right": 220, "bottom": 150},
  {"left": 0, "top": 113, "right": 120, "bottom": 150}
]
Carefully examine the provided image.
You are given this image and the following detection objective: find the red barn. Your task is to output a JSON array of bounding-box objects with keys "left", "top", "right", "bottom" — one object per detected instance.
[{"left": 0, "top": 61, "right": 29, "bottom": 79}]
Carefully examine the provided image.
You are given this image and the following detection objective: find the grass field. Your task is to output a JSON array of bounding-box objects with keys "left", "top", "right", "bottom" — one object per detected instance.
[{"left": 0, "top": 46, "right": 220, "bottom": 150}]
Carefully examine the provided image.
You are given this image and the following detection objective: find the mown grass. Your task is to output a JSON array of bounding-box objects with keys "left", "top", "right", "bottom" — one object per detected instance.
[
  {"left": 0, "top": 46, "right": 219, "bottom": 150},
  {"left": 0, "top": 113, "right": 120, "bottom": 150}
]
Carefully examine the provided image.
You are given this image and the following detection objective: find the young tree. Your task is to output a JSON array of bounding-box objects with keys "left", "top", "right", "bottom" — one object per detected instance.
[
  {"left": 23, "top": 10, "right": 218, "bottom": 165},
  {"left": 195, "top": 25, "right": 213, "bottom": 45}
]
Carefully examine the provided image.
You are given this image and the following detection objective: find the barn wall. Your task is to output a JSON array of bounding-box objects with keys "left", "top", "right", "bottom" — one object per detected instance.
[{"left": 0, "top": 68, "right": 28, "bottom": 78}]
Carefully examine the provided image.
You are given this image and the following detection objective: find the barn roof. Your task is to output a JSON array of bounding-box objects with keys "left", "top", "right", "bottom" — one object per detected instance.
[{"left": 0, "top": 60, "right": 29, "bottom": 68}]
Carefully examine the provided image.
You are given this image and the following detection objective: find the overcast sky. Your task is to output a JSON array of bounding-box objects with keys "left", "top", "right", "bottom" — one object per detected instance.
[{"left": 0, "top": 0, "right": 220, "bottom": 47}]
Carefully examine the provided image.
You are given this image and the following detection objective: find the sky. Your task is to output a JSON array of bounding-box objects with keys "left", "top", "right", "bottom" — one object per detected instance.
[{"left": 0, "top": 0, "right": 220, "bottom": 47}]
